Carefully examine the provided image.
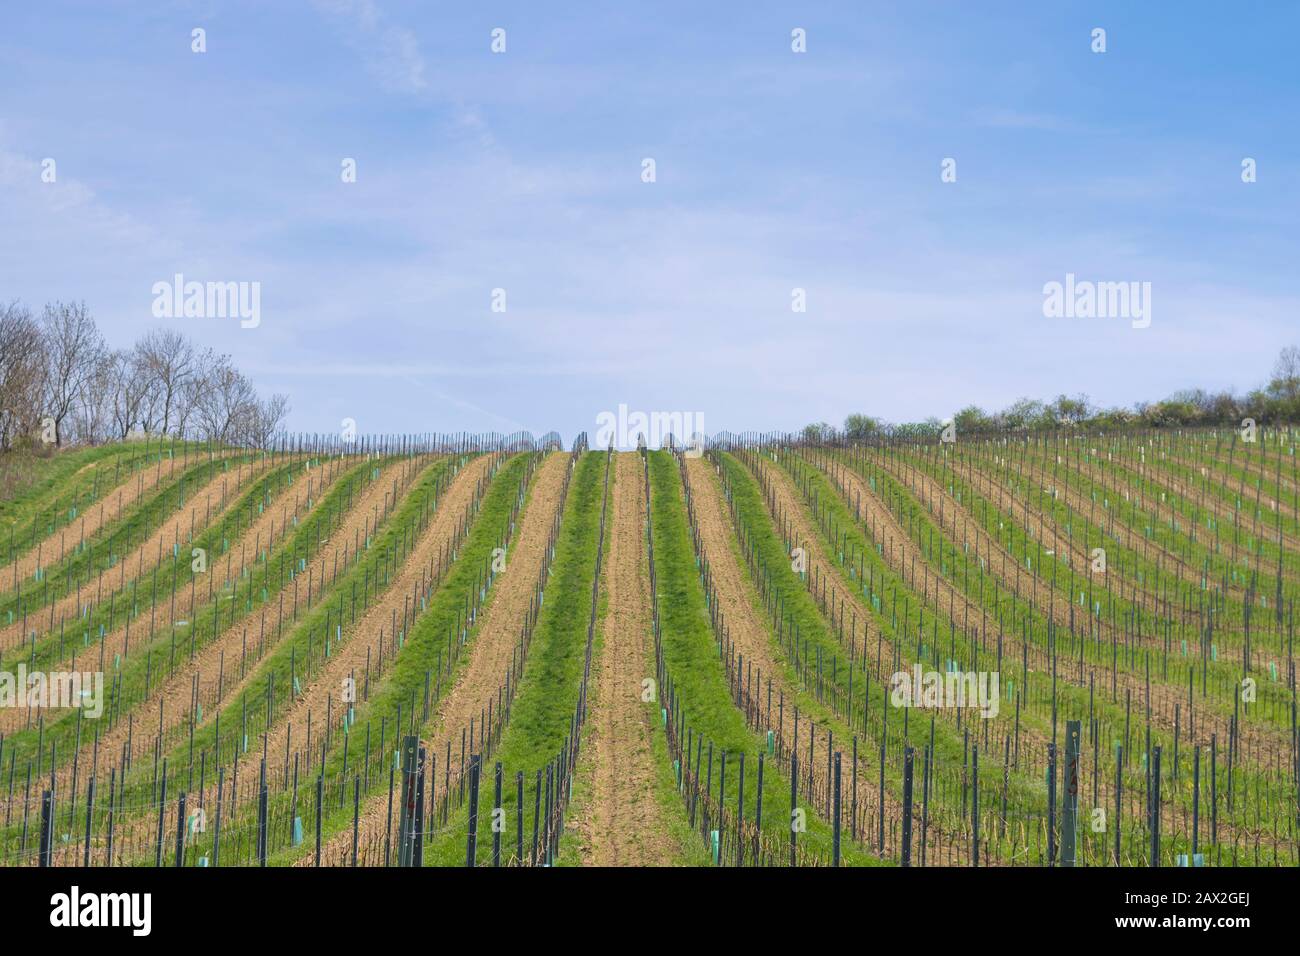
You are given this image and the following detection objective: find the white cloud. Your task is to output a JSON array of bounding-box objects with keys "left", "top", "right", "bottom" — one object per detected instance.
[{"left": 312, "top": 0, "right": 427, "bottom": 93}]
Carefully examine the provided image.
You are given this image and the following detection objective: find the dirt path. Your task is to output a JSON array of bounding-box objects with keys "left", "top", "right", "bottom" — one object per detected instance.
[
  {"left": 2, "top": 456, "right": 358, "bottom": 761},
  {"left": 44, "top": 455, "right": 444, "bottom": 865},
  {"left": 827, "top": 449, "right": 1104, "bottom": 635},
  {"left": 1176, "top": 445, "right": 1300, "bottom": 520},
  {"left": 683, "top": 455, "right": 925, "bottom": 861},
  {"left": 947, "top": 447, "right": 1248, "bottom": 600},
  {"left": 310, "top": 452, "right": 571, "bottom": 865},
  {"left": 1198, "top": 444, "right": 1300, "bottom": 502},
  {"left": 762, "top": 453, "right": 1288, "bottom": 762},
  {"left": 0, "top": 456, "right": 284, "bottom": 654},
  {"left": 566, "top": 453, "right": 675, "bottom": 866},
  {"left": 2, "top": 451, "right": 233, "bottom": 589},
  {"left": 1070, "top": 452, "right": 1300, "bottom": 568},
  {"left": 751, "top": 454, "right": 1227, "bottom": 857},
  {"left": 225, "top": 453, "right": 497, "bottom": 812}
]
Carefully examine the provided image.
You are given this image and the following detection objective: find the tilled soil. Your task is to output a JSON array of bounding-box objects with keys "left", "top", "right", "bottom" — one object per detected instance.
[
  {"left": 231, "top": 454, "right": 496, "bottom": 813},
  {"left": 2, "top": 451, "right": 236, "bottom": 589},
  {"left": 0, "top": 456, "right": 284, "bottom": 655},
  {"left": 568, "top": 453, "right": 675, "bottom": 866},
  {"left": 51, "top": 455, "right": 447, "bottom": 865},
  {"left": 686, "top": 455, "right": 924, "bottom": 861},
  {"left": 938, "top": 449, "right": 1243, "bottom": 601},
  {"left": 310, "top": 452, "right": 571, "bottom": 865},
  {"left": 761, "top": 454, "right": 1286, "bottom": 770},
  {"left": 8, "top": 456, "right": 358, "bottom": 787}
]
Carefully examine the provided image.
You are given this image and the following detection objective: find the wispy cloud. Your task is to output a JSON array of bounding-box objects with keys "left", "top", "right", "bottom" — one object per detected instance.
[
  {"left": 1, "top": 1, "right": 1296, "bottom": 439},
  {"left": 312, "top": 0, "right": 427, "bottom": 93}
]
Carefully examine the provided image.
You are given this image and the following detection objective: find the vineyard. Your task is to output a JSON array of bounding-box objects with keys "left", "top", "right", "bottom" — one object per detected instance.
[{"left": 0, "top": 427, "right": 1297, "bottom": 869}]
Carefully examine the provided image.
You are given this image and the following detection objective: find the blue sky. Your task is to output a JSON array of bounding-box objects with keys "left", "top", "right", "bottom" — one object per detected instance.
[{"left": 2, "top": 1, "right": 1297, "bottom": 443}]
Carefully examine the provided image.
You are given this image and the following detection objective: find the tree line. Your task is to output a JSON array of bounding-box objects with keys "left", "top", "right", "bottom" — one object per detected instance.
[
  {"left": 807, "top": 345, "right": 1300, "bottom": 441},
  {"left": 0, "top": 300, "right": 289, "bottom": 452}
]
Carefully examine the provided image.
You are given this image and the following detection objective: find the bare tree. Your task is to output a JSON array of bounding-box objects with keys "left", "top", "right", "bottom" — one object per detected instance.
[
  {"left": 3, "top": 306, "right": 287, "bottom": 450},
  {"left": 192, "top": 352, "right": 258, "bottom": 443},
  {"left": 105, "top": 349, "right": 151, "bottom": 440},
  {"left": 135, "top": 328, "right": 194, "bottom": 436},
  {"left": 176, "top": 344, "right": 220, "bottom": 439},
  {"left": 247, "top": 393, "right": 290, "bottom": 447},
  {"left": 68, "top": 350, "right": 117, "bottom": 444},
  {"left": 40, "top": 301, "right": 104, "bottom": 446},
  {"left": 0, "top": 302, "right": 46, "bottom": 450}
]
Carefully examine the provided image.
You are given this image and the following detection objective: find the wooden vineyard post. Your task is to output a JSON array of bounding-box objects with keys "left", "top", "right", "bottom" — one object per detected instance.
[
  {"left": 38, "top": 791, "right": 52, "bottom": 867},
  {"left": 851, "top": 738, "right": 858, "bottom": 841},
  {"left": 901, "top": 746, "right": 914, "bottom": 867},
  {"left": 736, "top": 754, "right": 745, "bottom": 868},
  {"left": 314, "top": 774, "right": 323, "bottom": 867},
  {"left": 972, "top": 746, "right": 980, "bottom": 868},
  {"left": 412, "top": 746, "right": 427, "bottom": 867},
  {"left": 516, "top": 771, "right": 524, "bottom": 864},
  {"left": 832, "top": 752, "right": 841, "bottom": 867},
  {"left": 530, "top": 768, "right": 541, "bottom": 866},
  {"left": 921, "top": 745, "right": 932, "bottom": 867},
  {"left": 1114, "top": 746, "right": 1122, "bottom": 866},
  {"left": 257, "top": 760, "right": 269, "bottom": 867},
  {"left": 384, "top": 760, "right": 395, "bottom": 867},
  {"left": 352, "top": 777, "right": 361, "bottom": 867},
  {"left": 1210, "top": 734, "right": 1217, "bottom": 860},
  {"left": 82, "top": 777, "right": 95, "bottom": 868},
  {"left": 105, "top": 767, "right": 116, "bottom": 868},
  {"left": 1149, "top": 746, "right": 1161, "bottom": 867},
  {"left": 214, "top": 767, "right": 224, "bottom": 867},
  {"left": 1192, "top": 746, "right": 1200, "bottom": 857},
  {"left": 155, "top": 760, "right": 168, "bottom": 867},
  {"left": 1062, "top": 720, "right": 1081, "bottom": 868},
  {"left": 878, "top": 740, "right": 886, "bottom": 852},
  {"left": 1046, "top": 743, "right": 1056, "bottom": 866},
  {"left": 493, "top": 762, "right": 503, "bottom": 868},
  {"left": 175, "top": 792, "right": 187, "bottom": 867},
  {"left": 396, "top": 735, "right": 418, "bottom": 867},
  {"left": 790, "top": 751, "right": 798, "bottom": 866},
  {"left": 465, "top": 754, "right": 482, "bottom": 867}
]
